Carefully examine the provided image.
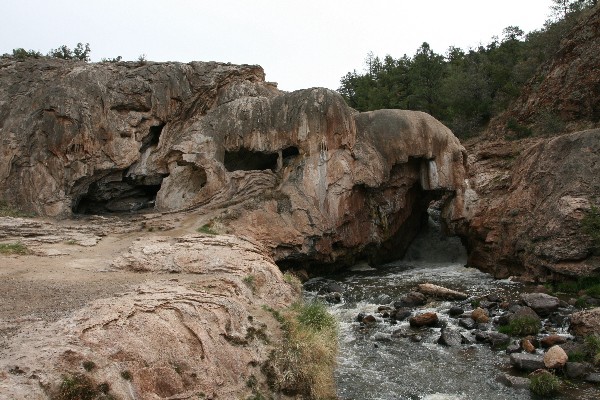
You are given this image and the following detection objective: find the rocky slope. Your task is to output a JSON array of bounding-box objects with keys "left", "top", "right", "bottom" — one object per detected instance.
[
  {"left": 0, "top": 216, "right": 297, "bottom": 400},
  {"left": 0, "top": 57, "right": 467, "bottom": 271},
  {"left": 450, "top": 5, "right": 600, "bottom": 280}
]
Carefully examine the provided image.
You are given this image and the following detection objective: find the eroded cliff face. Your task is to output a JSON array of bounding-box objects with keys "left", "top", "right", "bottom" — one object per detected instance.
[
  {"left": 449, "top": 6, "right": 600, "bottom": 280},
  {"left": 0, "top": 58, "right": 467, "bottom": 270}
]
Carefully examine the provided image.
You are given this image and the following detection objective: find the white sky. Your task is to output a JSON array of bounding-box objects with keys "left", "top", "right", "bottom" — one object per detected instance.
[{"left": 0, "top": 0, "right": 554, "bottom": 92}]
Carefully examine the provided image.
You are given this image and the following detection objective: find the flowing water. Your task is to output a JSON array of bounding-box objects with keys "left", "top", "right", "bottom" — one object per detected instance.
[{"left": 305, "top": 219, "right": 600, "bottom": 400}]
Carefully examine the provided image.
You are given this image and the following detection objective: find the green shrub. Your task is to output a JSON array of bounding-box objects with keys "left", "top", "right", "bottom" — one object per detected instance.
[
  {"left": 0, "top": 242, "right": 29, "bottom": 255},
  {"left": 498, "top": 316, "right": 540, "bottom": 336},
  {"left": 52, "top": 374, "right": 101, "bottom": 400},
  {"left": 0, "top": 201, "right": 35, "bottom": 217},
  {"left": 197, "top": 224, "right": 217, "bottom": 235},
  {"left": 283, "top": 272, "right": 303, "bottom": 293},
  {"left": 529, "top": 370, "right": 561, "bottom": 396},
  {"left": 243, "top": 275, "right": 257, "bottom": 293},
  {"left": 82, "top": 361, "right": 96, "bottom": 372},
  {"left": 120, "top": 370, "right": 132, "bottom": 381},
  {"left": 506, "top": 118, "right": 533, "bottom": 139}
]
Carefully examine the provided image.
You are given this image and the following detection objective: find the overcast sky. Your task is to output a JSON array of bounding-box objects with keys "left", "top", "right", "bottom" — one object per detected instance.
[{"left": 1, "top": 0, "right": 554, "bottom": 91}]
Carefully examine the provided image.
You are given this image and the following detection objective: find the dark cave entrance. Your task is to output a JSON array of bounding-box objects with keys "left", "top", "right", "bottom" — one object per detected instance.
[
  {"left": 72, "top": 173, "right": 167, "bottom": 215},
  {"left": 224, "top": 148, "right": 279, "bottom": 172}
]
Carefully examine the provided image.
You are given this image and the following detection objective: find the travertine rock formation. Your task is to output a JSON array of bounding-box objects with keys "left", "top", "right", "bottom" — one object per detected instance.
[
  {"left": 0, "top": 58, "right": 467, "bottom": 269},
  {"left": 0, "top": 228, "right": 297, "bottom": 400}
]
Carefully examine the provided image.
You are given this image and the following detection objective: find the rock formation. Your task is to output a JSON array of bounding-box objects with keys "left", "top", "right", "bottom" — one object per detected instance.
[
  {"left": 0, "top": 57, "right": 467, "bottom": 271},
  {"left": 448, "top": 5, "right": 600, "bottom": 280}
]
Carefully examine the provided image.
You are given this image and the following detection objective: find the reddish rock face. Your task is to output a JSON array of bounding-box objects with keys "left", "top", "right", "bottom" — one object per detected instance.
[{"left": 0, "top": 59, "right": 467, "bottom": 271}]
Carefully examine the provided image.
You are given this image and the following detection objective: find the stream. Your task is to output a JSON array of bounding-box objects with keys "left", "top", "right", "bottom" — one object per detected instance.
[{"left": 304, "top": 218, "right": 600, "bottom": 400}]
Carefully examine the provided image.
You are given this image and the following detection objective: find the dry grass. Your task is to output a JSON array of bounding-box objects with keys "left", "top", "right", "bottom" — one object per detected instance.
[{"left": 265, "top": 301, "right": 338, "bottom": 399}]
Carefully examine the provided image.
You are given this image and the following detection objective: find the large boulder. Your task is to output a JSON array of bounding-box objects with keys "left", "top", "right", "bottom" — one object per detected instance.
[
  {"left": 544, "top": 345, "right": 569, "bottom": 369},
  {"left": 569, "top": 307, "right": 600, "bottom": 336},
  {"left": 520, "top": 293, "right": 560, "bottom": 317},
  {"left": 0, "top": 58, "right": 467, "bottom": 271}
]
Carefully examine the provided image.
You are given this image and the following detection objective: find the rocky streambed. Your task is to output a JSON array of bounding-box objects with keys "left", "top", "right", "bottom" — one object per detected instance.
[{"left": 305, "top": 225, "right": 600, "bottom": 400}]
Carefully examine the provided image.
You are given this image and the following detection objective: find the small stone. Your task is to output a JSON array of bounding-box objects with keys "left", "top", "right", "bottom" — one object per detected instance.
[
  {"left": 372, "top": 332, "right": 391, "bottom": 342},
  {"left": 584, "top": 372, "right": 600, "bottom": 383},
  {"left": 471, "top": 307, "right": 490, "bottom": 323},
  {"left": 510, "top": 353, "right": 545, "bottom": 371},
  {"left": 377, "top": 305, "right": 393, "bottom": 313},
  {"left": 362, "top": 314, "right": 377, "bottom": 324},
  {"left": 487, "top": 293, "right": 503, "bottom": 303},
  {"left": 458, "top": 318, "right": 476, "bottom": 330},
  {"left": 390, "top": 308, "right": 411, "bottom": 321},
  {"left": 355, "top": 313, "right": 366, "bottom": 322},
  {"left": 437, "top": 328, "right": 463, "bottom": 347},
  {"left": 395, "top": 291, "right": 427, "bottom": 308},
  {"left": 488, "top": 332, "right": 510, "bottom": 349},
  {"left": 409, "top": 312, "right": 438, "bottom": 328},
  {"left": 498, "top": 373, "right": 530, "bottom": 389},
  {"left": 324, "top": 292, "right": 341, "bottom": 304},
  {"left": 506, "top": 342, "right": 521, "bottom": 354},
  {"left": 540, "top": 335, "right": 567, "bottom": 348},
  {"left": 544, "top": 345, "right": 568, "bottom": 369},
  {"left": 521, "top": 339, "right": 536, "bottom": 353},
  {"left": 448, "top": 306, "right": 464, "bottom": 317}
]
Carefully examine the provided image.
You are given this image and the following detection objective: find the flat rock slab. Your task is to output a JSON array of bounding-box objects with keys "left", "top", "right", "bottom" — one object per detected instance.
[
  {"left": 520, "top": 293, "right": 560, "bottom": 317},
  {"left": 510, "top": 353, "right": 545, "bottom": 371}
]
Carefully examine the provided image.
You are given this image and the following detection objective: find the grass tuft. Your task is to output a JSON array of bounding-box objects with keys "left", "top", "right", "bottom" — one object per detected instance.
[
  {"left": 498, "top": 316, "right": 540, "bottom": 336},
  {"left": 264, "top": 300, "right": 338, "bottom": 399},
  {"left": 529, "top": 370, "right": 561, "bottom": 397},
  {"left": 0, "top": 242, "right": 29, "bottom": 255},
  {"left": 51, "top": 373, "right": 114, "bottom": 400},
  {"left": 197, "top": 224, "right": 217, "bottom": 235}
]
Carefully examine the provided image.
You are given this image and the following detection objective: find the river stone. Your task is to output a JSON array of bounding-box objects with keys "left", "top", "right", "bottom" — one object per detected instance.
[
  {"left": 362, "top": 314, "right": 377, "bottom": 324},
  {"left": 509, "top": 306, "right": 542, "bottom": 324},
  {"left": 565, "top": 362, "right": 591, "bottom": 379},
  {"left": 510, "top": 353, "right": 545, "bottom": 371},
  {"left": 569, "top": 307, "right": 600, "bottom": 337},
  {"left": 520, "top": 293, "right": 560, "bottom": 317},
  {"left": 540, "top": 334, "right": 567, "bottom": 348},
  {"left": 585, "top": 373, "right": 600, "bottom": 383},
  {"left": 395, "top": 291, "right": 427, "bottom": 308},
  {"left": 471, "top": 307, "right": 490, "bottom": 323},
  {"left": 544, "top": 345, "right": 568, "bottom": 369},
  {"left": 498, "top": 373, "right": 530, "bottom": 389},
  {"left": 391, "top": 308, "right": 411, "bottom": 321},
  {"left": 506, "top": 342, "right": 521, "bottom": 354},
  {"left": 324, "top": 292, "right": 342, "bottom": 304},
  {"left": 488, "top": 332, "right": 511, "bottom": 349},
  {"left": 487, "top": 293, "right": 503, "bottom": 303},
  {"left": 448, "top": 306, "right": 464, "bottom": 317},
  {"left": 409, "top": 312, "right": 439, "bottom": 328},
  {"left": 318, "top": 281, "right": 344, "bottom": 294},
  {"left": 459, "top": 318, "right": 476, "bottom": 330},
  {"left": 521, "top": 339, "right": 536, "bottom": 353},
  {"left": 437, "top": 328, "right": 463, "bottom": 347},
  {"left": 416, "top": 283, "right": 468, "bottom": 300}
]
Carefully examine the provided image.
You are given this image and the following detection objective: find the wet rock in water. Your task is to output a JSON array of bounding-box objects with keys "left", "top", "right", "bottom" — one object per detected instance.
[
  {"left": 409, "top": 312, "right": 439, "bottom": 328},
  {"left": 506, "top": 342, "right": 521, "bottom": 354},
  {"left": 459, "top": 318, "right": 476, "bottom": 330},
  {"left": 520, "top": 293, "right": 560, "bottom": 317},
  {"left": 362, "top": 314, "right": 377, "bottom": 324},
  {"left": 521, "top": 339, "right": 536, "bottom": 354},
  {"left": 416, "top": 283, "right": 468, "bottom": 300},
  {"left": 437, "top": 328, "right": 463, "bottom": 347},
  {"left": 390, "top": 308, "right": 411, "bottom": 321},
  {"left": 356, "top": 313, "right": 366, "bottom": 322},
  {"left": 471, "top": 307, "right": 490, "bottom": 323},
  {"left": 565, "top": 362, "right": 591, "bottom": 379},
  {"left": 378, "top": 305, "right": 393, "bottom": 313},
  {"left": 498, "top": 373, "right": 530, "bottom": 389},
  {"left": 510, "top": 353, "right": 545, "bottom": 371},
  {"left": 448, "top": 306, "right": 464, "bottom": 317},
  {"left": 569, "top": 307, "right": 600, "bottom": 337},
  {"left": 410, "top": 334, "right": 423, "bottom": 342},
  {"left": 479, "top": 300, "right": 497, "bottom": 310},
  {"left": 488, "top": 332, "right": 511, "bottom": 349},
  {"left": 324, "top": 292, "right": 342, "bottom": 304},
  {"left": 544, "top": 345, "right": 568, "bottom": 369},
  {"left": 487, "top": 293, "right": 503, "bottom": 303},
  {"left": 372, "top": 332, "right": 391, "bottom": 342},
  {"left": 540, "top": 335, "right": 567, "bottom": 348},
  {"left": 318, "top": 281, "right": 345, "bottom": 294},
  {"left": 395, "top": 291, "right": 427, "bottom": 308}
]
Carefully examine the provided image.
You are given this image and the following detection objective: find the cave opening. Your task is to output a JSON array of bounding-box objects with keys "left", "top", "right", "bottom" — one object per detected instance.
[
  {"left": 72, "top": 173, "right": 166, "bottom": 215},
  {"left": 140, "top": 123, "right": 165, "bottom": 152},
  {"left": 224, "top": 148, "right": 279, "bottom": 172}
]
